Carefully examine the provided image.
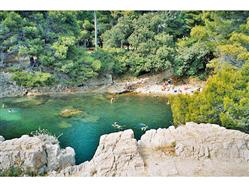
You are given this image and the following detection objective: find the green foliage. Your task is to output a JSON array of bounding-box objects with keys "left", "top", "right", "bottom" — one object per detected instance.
[
  {"left": 0, "top": 166, "right": 24, "bottom": 177},
  {"left": 0, "top": 166, "right": 42, "bottom": 177},
  {"left": 102, "top": 12, "right": 186, "bottom": 76},
  {"left": 92, "top": 48, "right": 128, "bottom": 75},
  {"left": 1, "top": 11, "right": 249, "bottom": 87},
  {"left": 174, "top": 42, "right": 212, "bottom": 77},
  {"left": 12, "top": 71, "right": 54, "bottom": 87},
  {"left": 169, "top": 62, "right": 249, "bottom": 132}
]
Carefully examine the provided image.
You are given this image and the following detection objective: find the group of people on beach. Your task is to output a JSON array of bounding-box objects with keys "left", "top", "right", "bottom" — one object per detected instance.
[
  {"left": 161, "top": 79, "right": 202, "bottom": 94},
  {"left": 161, "top": 79, "right": 173, "bottom": 91}
]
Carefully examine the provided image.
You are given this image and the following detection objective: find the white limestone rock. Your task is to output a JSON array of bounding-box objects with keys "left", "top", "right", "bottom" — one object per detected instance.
[
  {"left": 0, "top": 134, "right": 75, "bottom": 174},
  {"left": 139, "top": 122, "right": 249, "bottom": 162},
  {"left": 56, "top": 129, "right": 145, "bottom": 177},
  {"left": 0, "top": 136, "right": 4, "bottom": 142},
  {"left": 2, "top": 122, "right": 249, "bottom": 176}
]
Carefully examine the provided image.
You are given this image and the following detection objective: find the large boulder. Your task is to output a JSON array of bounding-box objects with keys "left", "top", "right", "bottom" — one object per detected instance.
[
  {"left": 0, "top": 72, "right": 27, "bottom": 98},
  {"left": 53, "top": 123, "right": 249, "bottom": 176},
  {"left": 138, "top": 122, "right": 249, "bottom": 162},
  {"left": 0, "top": 134, "right": 75, "bottom": 175},
  {"left": 0, "top": 136, "right": 4, "bottom": 142},
  {"left": 55, "top": 130, "right": 145, "bottom": 176}
]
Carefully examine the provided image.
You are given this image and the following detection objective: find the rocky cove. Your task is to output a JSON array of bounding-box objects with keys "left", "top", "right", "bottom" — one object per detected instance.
[
  {"left": 0, "top": 92, "right": 173, "bottom": 164},
  {"left": 1, "top": 71, "right": 248, "bottom": 177},
  {"left": 0, "top": 71, "right": 204, "bottom": 98},
  {"left": 0, "top": 122, "right": 249, "bottom": 176}
]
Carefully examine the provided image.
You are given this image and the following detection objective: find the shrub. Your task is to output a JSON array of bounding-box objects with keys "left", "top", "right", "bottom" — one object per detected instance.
[
  {"left": 169, "top": 62, "right": 249, "bottom": 132},
  {"left": 0, "top": 167, "right": 24, "bottom": 177},
  {"left": 12, "top": 71, "right": 54, "bottom": 87},
  {"left": 30, "top": 128, "right": 61, "bottom": 144}
]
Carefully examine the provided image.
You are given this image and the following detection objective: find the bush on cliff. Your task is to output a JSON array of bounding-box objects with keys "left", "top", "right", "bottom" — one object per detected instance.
[
  {"left": 0, "top": 166, "right": 42, "bottom": 177},
  {"left": 169, "top": 62, "right": 249, "bottom": 132}
]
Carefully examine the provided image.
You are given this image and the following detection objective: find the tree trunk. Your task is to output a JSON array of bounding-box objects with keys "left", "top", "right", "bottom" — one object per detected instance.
[
  {"left": 94, "top": 11, "right": 98, "bottom": 50},
  {"left": 0, "top": 52, "right": 4, "bottom": 67}
]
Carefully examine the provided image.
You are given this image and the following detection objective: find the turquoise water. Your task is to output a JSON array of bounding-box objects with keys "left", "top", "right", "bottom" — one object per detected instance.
[{"left": 0, "top": 93, "right": 172, "bottom": 164}]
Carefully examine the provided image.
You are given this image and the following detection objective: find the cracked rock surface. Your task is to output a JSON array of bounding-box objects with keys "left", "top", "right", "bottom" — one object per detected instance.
[
  {"left": 0, "top": 134, "right": 75, "bottom": 174},
  {"left": 54, "top": 129, "right": 145, "bottom": 176},
  {"left": 1, "top": 123, "right": 249, "bottom": 176},
  {"left": 54, "top": 122, "right": 249, "bottom": 176}
]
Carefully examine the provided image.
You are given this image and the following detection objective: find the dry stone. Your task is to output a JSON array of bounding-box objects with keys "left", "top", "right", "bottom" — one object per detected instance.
[{"left": 0, "top": 134, "right": 75, "bottom": 174}]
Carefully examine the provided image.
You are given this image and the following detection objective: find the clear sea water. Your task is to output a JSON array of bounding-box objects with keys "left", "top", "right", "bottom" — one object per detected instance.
[{"left": 0, "top": 93, "right": 172, "bottom": 164}]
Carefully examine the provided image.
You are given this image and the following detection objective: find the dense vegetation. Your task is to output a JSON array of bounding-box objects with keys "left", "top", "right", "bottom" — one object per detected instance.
[
  {"left": 0, "top": 11, "right": 248, "bottom": 131},
  {"left": 170, "top": 63, "right": 249, "bottom": 132},
  {"left": 1, "top": 11, "right": 246, "bottom": 85},
  {"left": 169, "top": 12, "right": 249, "bottom": 132}
]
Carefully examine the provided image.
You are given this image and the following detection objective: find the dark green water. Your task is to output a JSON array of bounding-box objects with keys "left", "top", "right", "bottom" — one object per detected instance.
[{"left": 0, "top": 93, "right": 172, "bottom": 164}]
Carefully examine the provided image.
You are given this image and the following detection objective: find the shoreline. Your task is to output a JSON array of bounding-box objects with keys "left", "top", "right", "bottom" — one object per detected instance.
[{"left": 0, "top": 72, "right": 205, "bottom": 99}]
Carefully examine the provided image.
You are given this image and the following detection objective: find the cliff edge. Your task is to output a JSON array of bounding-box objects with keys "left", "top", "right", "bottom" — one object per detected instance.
[
  {"left": 1, "top": 122, "right": 249, "bottom": 176},
  {"left": 53, "top": 122, "right": 249, "bottom": 176}
]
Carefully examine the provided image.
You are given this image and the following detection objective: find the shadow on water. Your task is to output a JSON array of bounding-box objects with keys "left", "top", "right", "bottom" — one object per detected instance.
[{"left": 0, "top": 93, "right": 173, "bottom": 164}]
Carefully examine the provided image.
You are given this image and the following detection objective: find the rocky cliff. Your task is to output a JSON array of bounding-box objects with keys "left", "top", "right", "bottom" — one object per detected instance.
[
  {"left": 1, "top": 122, "right": 249, "bottom": 176},
  {"left": 0, "top": 133, "right": 75, "bottom": 175},
  {"left": 53, "top": 122, "right": 249, "bottom": 176},
  {"left": 0, "top": 72, "right": 27, "bottom": 98}
]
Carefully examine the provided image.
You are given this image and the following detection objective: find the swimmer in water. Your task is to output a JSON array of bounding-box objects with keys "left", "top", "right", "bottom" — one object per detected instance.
[
  {"left": 112, "top": 122, "right": 122, "bottom": 129},
  {"left": 141, "top": 125, "right": 148, "bottom": 131},
  {"left": 110, "top": 97, "right": 114, "bottom": 103}
]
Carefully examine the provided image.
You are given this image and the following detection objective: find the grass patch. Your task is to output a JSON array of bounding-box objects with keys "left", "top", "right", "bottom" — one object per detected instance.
[
  {"left": 0, "top": 166, "right": 44, "bottom": 177},
  {"left": 154, "top": 141, "right": 176, "bottom": 156}
]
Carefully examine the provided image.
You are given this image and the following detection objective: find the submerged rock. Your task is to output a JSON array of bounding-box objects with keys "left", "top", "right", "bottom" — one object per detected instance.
[
  {"left": 59, "top": 108, "right": 83, "bottom": 118},
  {"left": 8, "top": 96, "right": 49, "bottom": 108},
  {"left": 0, "top": 108, "right": 21, "bottom": 121},
  {"left": 0, "top": 134, "right": 75, "bottom": 175},
  {"left": 58, "top": 121, "right": 72, "bottom": 129},
  {"left": 79, "top": 114, "right": 100, "bottom": 123}
]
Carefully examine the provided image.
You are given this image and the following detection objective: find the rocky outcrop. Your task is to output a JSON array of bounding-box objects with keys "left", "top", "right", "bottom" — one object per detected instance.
[
  {"left": 53, "top": 130, "right": 145, "bottom": 176},
  {"left": 0, "top": 72, "right": 27, "bottom": 98},
  {"left": 1, "top": 123, "right": 249, "bottom": 176},
  {"left": 139, "top": 122, "right": 249, "bottom": 162},
  {"left": 138, "top": 122, "right": 249, "bottom": 176},
  {"left": 54, "top": 122, "right": 249, "bottom": 176},
  {"left": 0, "top": 134, "right": 75, "bottom": 175},
  {"left": 84, "top": 74, "right": 113, "bottom": 87},
  {"left": 107, "top": 80, "right": 146, "bottom": 94}
]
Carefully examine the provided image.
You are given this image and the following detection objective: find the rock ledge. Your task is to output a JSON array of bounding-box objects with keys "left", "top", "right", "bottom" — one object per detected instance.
[
  {"left": 0, "top": 134, "right": 75, "bottom": 175},
  {"left": 54, "top": 122, "right": 249, "bottom": 176},
  {"left": 1, "top": 122, "right": 249, "bottom": 176}
]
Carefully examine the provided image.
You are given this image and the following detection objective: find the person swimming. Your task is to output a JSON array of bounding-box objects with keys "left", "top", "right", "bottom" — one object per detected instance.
[
  {"left": 110, "top": 96, "right": 115, "bottom": 103},
  {"left": 138, "top": 123, "right": 148, "bottom": 131},
  {"left": 8, "top": 108, "right": 13, "bottom": 112},
  {"left": 112, "top": 122, "right": 122, "bottom": 129},
  {"left": 141, "top": 126, "right": 148, "bottom": 131}
]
